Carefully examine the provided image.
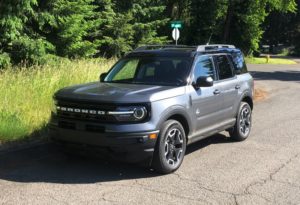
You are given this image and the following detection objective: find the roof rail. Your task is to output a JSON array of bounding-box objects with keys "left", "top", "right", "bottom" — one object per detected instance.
[
  {"left": 133, "top": 44, "right": 236, "bottom": 52},
  {"left": 134, "top": 45, "right": 197, "bottom": 51},
  {"left": 197, "top": 44, "right": 235, "bottom": 52}
]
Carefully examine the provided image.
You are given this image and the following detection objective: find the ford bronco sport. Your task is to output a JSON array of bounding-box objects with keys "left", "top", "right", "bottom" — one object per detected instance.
[{"left": 50, "top": 44, "right": 254, "bottom": 174}]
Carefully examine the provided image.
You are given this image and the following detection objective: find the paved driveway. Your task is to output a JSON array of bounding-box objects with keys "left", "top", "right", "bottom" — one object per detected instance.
[{"left": 1, "top": 64, "right": 300, "bottom": 205}]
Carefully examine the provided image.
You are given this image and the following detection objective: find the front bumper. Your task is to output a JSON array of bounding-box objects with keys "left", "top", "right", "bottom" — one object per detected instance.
[{"left": 49, "top": 116, "right": 159, "bottom": 165}]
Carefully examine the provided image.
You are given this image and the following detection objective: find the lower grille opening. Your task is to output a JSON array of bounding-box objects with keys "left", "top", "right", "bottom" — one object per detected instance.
[
  {"left": 58, "top": 121, "right": 76, "bottom": 130},
  {"left": 86, "top": 125, "right": 105, "bottom": 133}
]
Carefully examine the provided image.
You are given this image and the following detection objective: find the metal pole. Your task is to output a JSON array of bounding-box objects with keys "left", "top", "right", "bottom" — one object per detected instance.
[{"left": 175, "top": 29, "right": 178, "bottom": 46}]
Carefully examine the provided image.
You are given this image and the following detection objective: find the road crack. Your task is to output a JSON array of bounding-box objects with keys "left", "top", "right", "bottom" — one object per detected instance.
[{"left": 243, "top": 152, "right": 300, "bottom": 203}]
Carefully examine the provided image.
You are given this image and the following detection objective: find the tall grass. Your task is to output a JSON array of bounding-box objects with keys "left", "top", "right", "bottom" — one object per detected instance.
[
  {"left": 245, "top": 57, "right": 297, "bottom": 65},
  {"left": 0, "top": 59, "right": 115, "bottom": 142}
]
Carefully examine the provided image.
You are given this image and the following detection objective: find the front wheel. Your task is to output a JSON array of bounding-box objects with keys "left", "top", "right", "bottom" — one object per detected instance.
[
  {"left": 229, "top": 102, "right": 252, "bottom": 141},
  {"left": 152, "top": 120, "right": 187, "bottom": 174}
]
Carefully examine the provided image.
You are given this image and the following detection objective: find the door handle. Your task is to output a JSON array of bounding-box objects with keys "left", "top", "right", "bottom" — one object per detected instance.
[
  {"left": 213, "top": 89, "right": 221, "bottom": 95},
  {"left": 235, "top": 85, "right": 241, "bottom": 89}
]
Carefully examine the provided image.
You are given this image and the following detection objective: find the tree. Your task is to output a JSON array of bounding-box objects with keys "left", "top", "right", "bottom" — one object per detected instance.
[
  {"left": 52, "top": 0, "right": 100, "bottom": 58},
  {"left": 292, "top": 0, "right": 300, "bottom": 55},
  {"left": 93, "top": 0, "right": 134, "bottom": 57},
  {"left": 131, "top": 0, "right": 169, "bottom": 47},
  {"left": 187, "top": 0, "right": 296, "bottom": 54},
  {"left": 0, "top": 0, "right": 298, "bottom": 67},
  {"left": 188, "top": 0, "right": 226, "bottom": 45},
  {"left": 94, "top": 0, "right": 169, "bottom": 57},
  {"left": 0, "top": 0, "right": 54, "bottom": 66}
]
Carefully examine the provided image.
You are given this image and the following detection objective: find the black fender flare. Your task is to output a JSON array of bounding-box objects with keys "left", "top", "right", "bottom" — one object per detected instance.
[{"left": 156, "top": 105, "right": 193, "bottom": 135}]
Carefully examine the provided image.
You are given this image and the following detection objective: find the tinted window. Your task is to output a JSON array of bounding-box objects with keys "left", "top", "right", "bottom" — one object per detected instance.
[
  {"left": 194, "top": 56, "right": 215, "bottom": 80},
  {"left": 230, "top": 51, "right": 248, "bottom": 74},
  {"left": 216, "top": 55, "right": 234, "bottom": 80}
]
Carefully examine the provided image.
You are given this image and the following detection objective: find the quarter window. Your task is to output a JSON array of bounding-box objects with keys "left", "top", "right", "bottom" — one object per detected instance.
[{"left": 216, "top": 55, "right": 234, "bottom": 80}]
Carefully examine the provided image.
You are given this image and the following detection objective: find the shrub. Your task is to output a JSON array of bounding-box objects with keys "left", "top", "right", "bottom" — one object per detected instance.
[
  {"left": 0, "top": 52, "right": 11, "bottom": 69},
  {"left": 11, "top": 37, "right": 55, "bottom": 66}
]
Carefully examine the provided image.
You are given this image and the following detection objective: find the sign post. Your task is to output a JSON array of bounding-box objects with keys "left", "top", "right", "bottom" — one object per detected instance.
[{"left": 170, "top": 21, "right": 183, "bottom": 45}]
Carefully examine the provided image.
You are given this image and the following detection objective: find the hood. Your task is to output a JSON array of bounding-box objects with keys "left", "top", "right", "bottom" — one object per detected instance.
[{"left": 55, "top": 82, "right": 186, "bottom": 103}]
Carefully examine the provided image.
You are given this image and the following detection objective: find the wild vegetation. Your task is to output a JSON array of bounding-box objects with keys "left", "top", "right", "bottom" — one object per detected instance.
[
  {"left": 0, "top": 0, "right": 299, "bottom": 68},
  {"left": 0, "top": 59, "right": 115, "bottom": 142}
]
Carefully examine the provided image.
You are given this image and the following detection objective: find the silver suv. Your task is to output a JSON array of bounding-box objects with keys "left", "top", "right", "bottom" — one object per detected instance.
[{"left": 50, "top": 45, "right": 254, "bottom": 174}]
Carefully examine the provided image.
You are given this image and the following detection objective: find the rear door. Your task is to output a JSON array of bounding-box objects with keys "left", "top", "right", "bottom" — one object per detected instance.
[{"left": 214, "top": 55, "right": 239, "bottom": 120}]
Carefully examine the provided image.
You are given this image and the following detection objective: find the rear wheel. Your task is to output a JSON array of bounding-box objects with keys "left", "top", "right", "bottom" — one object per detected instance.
[
  {"left": 152, "top": 120, "right": 186, "bottom": 174},
  {"left": 229, "top": 102, "right": 252, "bottom": 141}
]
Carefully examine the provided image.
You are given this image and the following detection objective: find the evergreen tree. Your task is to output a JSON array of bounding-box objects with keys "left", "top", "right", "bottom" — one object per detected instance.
[
  {"left": 131, "top": 0, "right": 169, "bottom": 47},
  {"left": 0, "top": 0, "right": 54, "bottom": 66},
  {"left": 52, "top": 0, "right": 100, "bottom": 58},
  {"left": 94, "top": 0, "right": 169, "bottom": 57},
  {"left": 94, "top": 0, "right": 134, "bottom": 57},
  {"left": 0, "top": 0, "right": 299, "bottom": 67}
]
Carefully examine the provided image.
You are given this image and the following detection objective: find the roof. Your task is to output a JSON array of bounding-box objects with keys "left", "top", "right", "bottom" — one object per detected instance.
[{"left": 126, "top": 45, "right": 242, "bottom": 58}]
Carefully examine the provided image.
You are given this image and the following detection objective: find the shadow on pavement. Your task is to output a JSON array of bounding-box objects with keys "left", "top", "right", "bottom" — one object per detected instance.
[
  {"left": 251, "top": 70, "right": 300, "bottom": 82},
  {"left": 0, "top": 133, "right": 231, "bottom": 184}
]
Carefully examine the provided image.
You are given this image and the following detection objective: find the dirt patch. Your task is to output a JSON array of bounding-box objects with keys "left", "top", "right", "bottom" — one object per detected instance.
[{"left": 254, "top": 88, "right": 268, "bottom": 102}]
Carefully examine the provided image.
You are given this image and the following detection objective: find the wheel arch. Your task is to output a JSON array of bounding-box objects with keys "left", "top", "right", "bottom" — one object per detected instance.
[
  {"left": 241, "top": 95, "right": 253, "bottom": 110},
  {"left": 166, "top": 114, "right": 190, "bottom": 138},
  {"left": 157, "top": 107, "right": 192, "bottom": 141}
]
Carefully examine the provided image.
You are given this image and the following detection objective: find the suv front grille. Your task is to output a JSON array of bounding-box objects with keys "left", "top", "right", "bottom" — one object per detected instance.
[{"left": 56, "top": 100, "right": 118, "bottom": 123}]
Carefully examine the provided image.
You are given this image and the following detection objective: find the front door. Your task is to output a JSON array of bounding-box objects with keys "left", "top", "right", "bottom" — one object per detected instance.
[{"left": 189, "top": 55, "right": 224, "bottom": 131}]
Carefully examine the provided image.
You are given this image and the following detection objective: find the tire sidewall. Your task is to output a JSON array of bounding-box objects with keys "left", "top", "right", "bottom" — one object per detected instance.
[
  {"left": 154, "top": 120, "right": 187, "bottom": 173},
  {"left": 236, "top": 102, "right": 252, "bottom": 139}
]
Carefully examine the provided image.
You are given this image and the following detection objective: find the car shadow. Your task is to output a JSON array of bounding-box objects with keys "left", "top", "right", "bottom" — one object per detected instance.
[
  {"left": 0, "top": 133, "right": 230, "bottom": 184},
  {"left": 186, "top": 133, "right": 232, "bottom": 155},
  {"left": 250, "top": 70, "right": 300, "bottom": 82}
]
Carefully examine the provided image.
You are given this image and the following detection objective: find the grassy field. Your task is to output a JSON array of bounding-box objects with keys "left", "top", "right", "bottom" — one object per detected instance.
[
  {"left": 0, "top": 59, "right": 115, "bottom": 142},
  {"left": 245, "top": 57, "right": 297, "bottom": 65}
]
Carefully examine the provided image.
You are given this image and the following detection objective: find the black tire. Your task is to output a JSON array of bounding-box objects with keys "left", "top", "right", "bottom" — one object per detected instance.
[
  {"left": 152, "top": 120, "right": 187, "bottom": 174},
  {"left": 229, "top": 102, "right": 252, "bottom": 141}
]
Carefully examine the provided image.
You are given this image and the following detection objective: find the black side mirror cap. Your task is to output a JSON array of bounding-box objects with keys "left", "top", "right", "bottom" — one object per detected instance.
[
  {"left": 193, "top": 76, "right": 214, "bottom": 89},
  {"left": 99, "top": 72, "right": 107, "bottom": 82}
]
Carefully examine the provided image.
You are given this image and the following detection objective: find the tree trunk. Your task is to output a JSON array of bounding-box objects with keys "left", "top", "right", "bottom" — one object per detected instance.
[{"left": 223, "top": 0, "right": 234, "bottom": 43}]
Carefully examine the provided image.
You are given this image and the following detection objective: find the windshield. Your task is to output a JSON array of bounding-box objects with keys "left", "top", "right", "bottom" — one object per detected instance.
[{"left": 104, "top": 57, "right": 193, "bottom": 86}]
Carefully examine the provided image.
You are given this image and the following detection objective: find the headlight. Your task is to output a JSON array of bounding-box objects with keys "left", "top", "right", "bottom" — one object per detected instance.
[{"left": 108, "top": 106, "right": 148, "bottom": 122}]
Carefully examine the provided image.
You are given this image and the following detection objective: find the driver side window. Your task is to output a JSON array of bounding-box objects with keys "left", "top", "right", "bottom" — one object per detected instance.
[{"left": 193, "top": 56, "right": 215, "bottom": 81}]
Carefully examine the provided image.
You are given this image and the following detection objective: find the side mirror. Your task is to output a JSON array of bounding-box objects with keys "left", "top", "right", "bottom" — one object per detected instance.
[
  {"left": 194, "top": 76, "right": 214, "bottom": 89},
  {"left": 99, "top": 72, "right": 107, "bottom": 82}
]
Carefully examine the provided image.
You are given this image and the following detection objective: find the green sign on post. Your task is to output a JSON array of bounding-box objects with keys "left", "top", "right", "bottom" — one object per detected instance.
[{"left": 171, "top": 21, "right": 183, "bottom": 29}]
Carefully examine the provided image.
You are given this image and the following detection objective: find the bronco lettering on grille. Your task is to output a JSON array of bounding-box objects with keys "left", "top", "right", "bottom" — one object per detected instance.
[{"left": 57, "top": 106, "right": 106, "bottom": 115}]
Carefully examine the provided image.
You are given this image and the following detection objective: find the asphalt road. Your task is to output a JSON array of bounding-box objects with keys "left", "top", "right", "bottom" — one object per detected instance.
[{"left": 1, "top": 64, "right": 300, "bottom": 205}]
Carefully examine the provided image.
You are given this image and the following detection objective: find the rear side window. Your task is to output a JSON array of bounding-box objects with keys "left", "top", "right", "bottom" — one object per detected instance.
[
  {"left": 230, "top": 51, "right": 248, "bottom": 74},
  {"left": 215, "top": 55, "right": 234, "bottom": 80}
]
